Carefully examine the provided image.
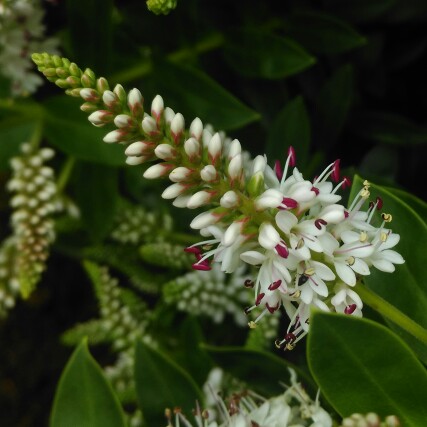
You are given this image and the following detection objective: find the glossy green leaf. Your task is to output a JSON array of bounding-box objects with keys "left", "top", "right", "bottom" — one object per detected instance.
[
  {"left": 351, "top": 111, "right": 427, "bottom": 145},
  {"left": 266, "top": 96, "right": 310, "bottom": 169},
  {"left": 286, "top": 11, "right": 366, "bottom": 54},
  {"left": 134, "top": 340, "right": 203, "bottom": 426},
  {"left": 73, "top": 162, "right": 119, "bottom": 242},
  {"left": 383, "top": 186, "right": 427, "bottom": 224},
  {"left": 315, "top": 64, "right": 353, "bottom": 146},
  {"left": 0, "top": 118, "right": 37, "bottom": 170},
  {"left": 308, "top": 312, "right": 427, "bottom": 425},
  {"left": 50, "top": 339, "right": 126, "bottom": 427},
  {"left": 152, "top": 60, "right": 260, "bottom": 131},
  {"left": 323, "top": 0, "right": 396, "bottom": 23},
  {"left": 203, "top": 344, "right": 315, "bottom": 397},
  {"left": 66, "top": 0, "right": 113, "bottom": 72},
  {"left": 43, "top": 96, "right": 125, "bottom": 166},
  {"left": 350, "top": 176, "right": 427, "bottom": 362},
  {"left": 223, "top": 30, "right": 316, "bottom": 80}
]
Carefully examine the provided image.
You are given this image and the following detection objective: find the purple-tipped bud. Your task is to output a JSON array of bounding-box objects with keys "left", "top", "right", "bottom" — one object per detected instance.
[
  {"left": 151, "top": 95, "right": 164, "bottom": 122},
  {"left": 141, "top": 116, "right": 158, "bottom": 135},
  {"left": 114, "top": 114, "right": 134, "bottom": 129},
  {"left": 331, "top": 159, "right": 341, "bottom": 182},
  {"left": 102, "top": 90, "right": 118, "bottom": 109},
  {"left": 80, "top": 88, "right": 100, "bottom": 102},
  {"left": 200, "top": 165, "right": 217, "bottom": 182},
  {"left": 169, "top": 167, "right": 193, "bottom": 183},
  {"left": 208, "top": 133, "right": 222, "bottom": 164},
  {"left": 170, "top": 113, "right": 185, "bottom": 143},
  {"left": 220, "top": 190, "right": 239, "bottom": 208},
  {"left": 184, "top": 138, "right": 200, "bottom": 160},
  {"left": 189, "top": 117, "right": 203, "bottom": 141},
  {"left": 143, "top": 163, "right": 174, "bottom": 179},
  {"left": 288, "top": 146, "right": 296, "bottom": 167},
  {"left": 88, "top": 110, "right": 114, "bottom": 126}
]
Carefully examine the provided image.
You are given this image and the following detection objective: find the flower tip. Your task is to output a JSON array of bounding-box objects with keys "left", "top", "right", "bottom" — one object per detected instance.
[
  {"left": 287, "top": 146, "right": 296, "bottom": 167},
  {"left": 331, "top": 159, "right": 341, "bottom": 182}
]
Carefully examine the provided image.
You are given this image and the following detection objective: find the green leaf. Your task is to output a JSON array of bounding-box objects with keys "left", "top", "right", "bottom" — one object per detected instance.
[
  {"left": 383, "top": 186, "right": 427, "bottom": 224},
  {"left": 308, "top": 312, "right": 427, "bottom": 425},
  {"left": 266, "top": 96, "right": 310, "bottom": 169},
  {"left": 134, "top": 340, "right": 203, "bottom": 426},
  {"left": 65, "top": 0, "right": 113, "bottom": 72},
  {"left": 203, "top": 344, "right": 315, "bottom": 397},
  {"left": 351, "top": 111, "right": 427, "bottom": 145},
  {"left": 286, "top": 11, "right": 366, "bottom": 54},
  {"left": 43, "top": 96, "right": 125, "bottom": 166},
  {"left": 151, "top": 60, "right": 260, "bottom": 131},
  {"left": 223, "top": 30, "right": 316, "bottom": 80},
  {"left": 73, "top": 162, "right": 119, "bottom": 242},
  {"left": 0, "top": 118, "right": 37, "bottom": 170},
  {"left": 315, "top": 64, "right": 353, "bottom": 146},
  {"left": 61, "top": 319, "right": 111, "bottom": 346},
  {"left": 323, "top": 0, "right": 397, "bottom": 23},
  {"left": 51, "top": 339, "right": 126, "bottom": 427},
  {"left": 350, "top": 176, "right": 427, "bottom": 362}
]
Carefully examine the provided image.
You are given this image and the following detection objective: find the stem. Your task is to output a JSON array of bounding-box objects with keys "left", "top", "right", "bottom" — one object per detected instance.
[
  {"left": 56, "top": 156, "right": 76, "bottom": 193},
  {"left": 28, "top": 120, "right": 44, "bottom": 150},
  {"left": 354, "top": 282, "right": 427, "bottom": 345}
]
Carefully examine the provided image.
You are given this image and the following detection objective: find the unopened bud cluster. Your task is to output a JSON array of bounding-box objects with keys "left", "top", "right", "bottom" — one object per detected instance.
[
  {"left": 33, "top": 54, "right": 405, "bottom": 345},
  {"left": 163, "top": 265, "right": 249, "bottom": 325},
  {"left": 140, "top": 242, "right": 193, "bottom": 270},
  {"left": 0, "top": 0, "right": 59, "bottom": 96},
  {"left": 7, "top": 143, "right": 60, "bottom": 298},
  {"left": 111, "top": 204, "right": 173, "bottom": 245},
  {"left": 341, "top": 413, "right": 400, "bottom": 427},
  {"left": 0, "top": 239, "right": 20, "bottom": 316},
  {"left": 146, "top": 0, "right": 177, "bottom": 15}
]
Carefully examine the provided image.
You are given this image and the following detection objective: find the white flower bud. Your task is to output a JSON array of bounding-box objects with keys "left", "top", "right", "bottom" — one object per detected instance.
[
  {"left": 143, "top": 163, "right": 173, "bottom": 179},
  {"left": 125, "top": 156, "right": 146, "bottom": 166},
  {"left": 228, "top": 139, "right": 241, "bottom": 159},
  {"left": 187, "top": 191, "right": 212, "bottom": 209},
  {"left": 258, "top": 222, "right": 281, "bottom": 250},
  {"left": 208, "top": 133, "right": 222, "bottom": 163},
  {"left": 228, "top": 154, "right": 242, "bottom": 180},
  {"left": 127, "top": 88, "right": 143, "bottom": 116},
  {"left": 200, "top": 165, "right": 217, "bottom": 182},
  {"left": 102, "top": 90, "right": 117, "bottom": 108},
  {"left": 252, "top": 155, "right": 267, "bottom": 174},
  {"left": 103, "top": 129, "right": 126, "bottom": 143},
  {"left": 80, "top": 88, "right": 99, "bottom": 102},
  {"left": 88, "top": 110, "right": 113, "bottom": 126},
  {"left": 172, "top": 195, "right": 191, "bottom": 208},
  {"left": 170, "top": 113, "right": 185, "bottom": 137},
  {"left": 125, "top": 141, "right": 149, "bottom": 156},
  {"left": 162, "top": 183, "right": 187, "bottom": 199},
  {"left": 254, "top": 189, "right": 282, "bottom": 210},
  {"left": 154, "top": 144, "right": 176, "bottom": 160},
  {"left": 164, "top": 107, "right": 175, "bottom": 124},
  {"left": 169, "top": 167, "right": 192, "bottom": 182},
  {"left": 220, "top": 191, "right": 239, "bottom": 208},
  {"left": 189, "top": 117, "right": 203, "bottom": 140},
  {"left": 202, "top": 129, "right": 212, "bottom": 147},
  {"left": 319, "top": 204, "right": 346, "bottom": 224},
  {"left": 151, "top": 95, "right": 164, "bottom": 118},
  {"left": 114, "top": 114, "right": 133, "bottom": 128},
  {"left": 223, "top": 222, "right": 241, "bottom": 246},
  {"left": 190, "top": 211, "right": 218, "bottom": 229},
  {"left": 184, "top": 138, "right": 200, "bottom": 159},
  {"left": 141, "top": 116, "right": 157, "bottom": 134}
]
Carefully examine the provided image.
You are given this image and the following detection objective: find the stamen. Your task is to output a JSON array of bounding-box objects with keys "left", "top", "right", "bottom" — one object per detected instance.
[
  {"left": 192, "top": 261, "right": 212, "bottom": 271},
  {"left": 184, "top": 246, "right": 201, "bottom": 255},
  {"left": 331, "top": 159, "right": 341, "bottom": 182},
  {"left": 335, "top": 243, "right": 372, "bottom": 255},
  {"left": 346, "top": 256, "right": 355, "bottom": 266},
  {"left": 359, "top": 231, "right": 367, "bottom": 242},
  {"left": 380, "top": 232, "right": 388, "bottom": 242},
  {"left": 266, "top": 302, "right": 280, "bottom": 313},
  {"left": 313, "top": 161, "right": 335, "bottom": 185},
  {"left": 288, "top": 146, "right": 296, "bottom": 167},
  {"left": 298, "top": 274, "right": 309, "bottom": 286},
  {"left": 361, "top": 187, "right": 370, "bottom": 198},
  {"left": 363, "top": 180, "right": 370, "bottom": 187},
  {"left": 342, "top": 176, "right": 351, "bottom": 189},
  {"left": 255, "top": 293, "right": 265, "bottom": 305},
  {"left": 314, "top": 218, "right": 327, "bottom": 230},
  {"left": 311, "top": 186, "right": 320, "bottom": 195},
  {"left": 376, "top": 197, "right": 383, "bottom": 210},
  {"left": 381, "top": 213, "right": 393, "bottom": 222},
  {"left": 275, "top": 242, "right": 289, "bottom": 258},
  {"left": 290, "top": 290, "right": 301, "bottom": 298},
  {"left": 304, "top": 267, "right": 315, "bottom": 276},
  {"left": 279, "top": 197, "right": 298, "bottom": 210},
  {"left": 274, "top": 160, "right": 283, "bottom": 181},
  {"left": 296, "top": 238, "right": 305, "bottom": 249},
  {"left": 248, "top": 321, "right": 257, "bottom": 329},
  {"left": 244, "top": 279, "right": 255, "bottom": 288}
]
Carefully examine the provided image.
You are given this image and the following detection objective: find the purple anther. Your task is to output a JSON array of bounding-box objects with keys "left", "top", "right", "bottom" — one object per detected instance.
[
  {"left": 255, "top": 293, "right": 265, "bottom": 306},
  {"left": 268, "top": 280, "right": 282, "bottom": 291},
  {"left": 342, "top": 176, "right": 351, "bottom": 189},
  {"left": 244, "top": 279, "right": 255, "bottom": 288},
  {"left": 344, "top": 210, "right": 349, "bottom": 218},
  {"left": 266, "top": 302, "right": 280, "bottom": 313},
  {"left": 344, "top": 304, "right": 357, "bottom": 314},
  {"left": 275, "top": 243, "right": 289, "bottom": 258},
  {"left": 192, "top": 261, "right": 211, "bottom": 271},
  {"left": 376, "top": 197, "right": 383, "bottom": 210},
  {"left": 281, "top": 197, "right": 298, "bottom": 209},
  {"left": 285, "top": 333, "right": 296, "bottom": 343},
  {"left": 315, "top": 218, "right": 327, "bottom": 230},
  {"left": 311, "top": 186, "right": 320, "bottom": 195},
  {"left": 184, "top": 246, "right": 201, "bottom": 254},
  {"left": 287, "top": 146, "right": 296, "bottom": 167},
  {"left": 274, "top": 160, "right": 283, "bottom": 181},
  {"left": 331, "top": 159, "right": 341, "bottom": 182}
]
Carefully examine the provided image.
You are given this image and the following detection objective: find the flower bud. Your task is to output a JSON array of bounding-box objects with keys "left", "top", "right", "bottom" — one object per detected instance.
[
  {"left": 170, "top": 113, "right": 185, "bottom": 143},
  {"left": 200, "top": 165, "right": 217, "bottom": 182},
  {"left": 154, "top": 144, "right": 177, "bottom": 160},
  {"left": 190, "top": 211, "right": 219, "bottom": 229},
  {"left": 184, "top": 138, "right": 200, "bottom": 160},
  {"left": 187, "top": 191, "right": 214, "bottom": 209},
  {"left": 151, "top": 95, "right": 164, "bottom": 121},
  {"left": 255, "top": 189, "right": 283, "bottom": 210},
  {"left": 318, "top": 204, "right": 345, "bottom": 224},
  {"left": 102, "top": 90, "right": 118, "bottom": 109},
  {"left": 228, "top": 154, "right": 242, "bottom": 181},
  {"left": 141, "top": 116, "right": 158, "bottom": 135},
  {"left": 128, "top": 88, "right": 144, "bottom": 118},
  {"left": 258, "top": 223, "right": 281, "bottom": 250},
  {"left": 208, "top": 133, "right": 222, "bottom": 164},
  {"left": 189, "top": 117, "right": 203, "bottom": 141},
  {"left": 164, "top": 107, "right": 175, "bottom": 124},
  {"left": 80, "top": 88, "right": 99, "bottom": 102},
  {"left": 103, "top": 129, "right": 128, "bottom": 143},
  {"left": 162, "top": 183, "right": 187, "bottom": 199},
  {"left": 223, "top": 221, "right": 242, "bottom": 246},
  {"left": 88, "top": 110, "right": 114, "bottom": 126},
  {"left": 169, "top": 167, "right": 193, "bottom": 183},
  {"left": 114, "top": 114, "right": 134, "bottom": 129},
  {"left": 125, "top": 141, "right": 154, "bottom": 156},
  {"left": 125, "top": 156, "right": 147, "bottom": 166},
  {"left": 220, "top": 191, "right": 239, "bottom": 208},
  {"left": 113, "top": 84, "right": 127, "bottom": 104},
  {"left": 143, "top": 163, "right": 174, "bottom": 179},
  {"left": 252, "top": 155, "right": 267, "bottom": 174},
  {"left": 247, "top": 171, "right": 264, "bottom": 197},
  {"left": 228, "top": 139, "right": 241, "bottom": 159}
]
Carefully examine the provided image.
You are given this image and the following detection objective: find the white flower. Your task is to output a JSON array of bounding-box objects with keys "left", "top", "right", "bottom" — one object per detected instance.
[{"left": 331, "top": 282, "right": 363, "bottom": 316}]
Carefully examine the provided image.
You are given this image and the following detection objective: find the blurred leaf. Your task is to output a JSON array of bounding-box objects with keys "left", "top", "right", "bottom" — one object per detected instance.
[
  {"left": 286, "top": 11, "right": 366, "bottom": 54},
  {"left": 266, "top": 96, "right": 310, "bottom": 168},
  {"left": 152, "top": 60, "right": 260, "bottom": 131},
  {"left": 73, "top": 162, "right": 119, "bottom": 242},
  {"left": 383, "top": 186, "right": 427, "bottom": 223},
  {"left": 44, "top": 96, "right": 125, "bottom": 166},
  {"left": 223, "top": 30, "right": 316, "bottom": 80},
  {"left": 308, "top": 312, "right": 427, "bottom": 424},
  {"left": 350, "top": 176, "right": 427, "bottom": 362},
  {"left": 0, "top": 118, "right": 37, "bottom": 170},
  {"left": 323, "top": 0, "right": 397, "bottom": 23},
  {"left": 176, "top": 317, "right": 213, "bottom": 386},
  {"left": 51, "top": 339, "right": 126, "bottom": 427},
  {"left": 351, "top": 111, "right": 427, "bottom": 145},
  {"left": 315, "top": 64, "right": 353, "bottom": 146},
  {"left": 359, "top": 146, "right": 398, "bottom": 182},
  {"left": 384, "top": 0, "right": 427, "bottom": 23},
  {"left": 134, "top": 340, "right": 203, "bottom": 426},
  {"left": 66, "top": 0, "right": 113, "bottom": 72},
  {"left": 203, "top": 345, "right": 315, "bottom": 396}
]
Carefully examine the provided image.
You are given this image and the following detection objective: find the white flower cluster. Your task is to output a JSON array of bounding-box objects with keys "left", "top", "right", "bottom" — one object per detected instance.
[
  {"left": 163, "top": 265, "right": 249, "bottom": 326},
  {"left": 166, "top": 369, "right": 332, "bottom": 427},
  {"left": 0, "top": 239, "right": 20, "bottom": 316},
  {"left": 4, "top": 143, "right": 60, "bottom": 300},
  {"left": 0, "top": 0, "right": 59, "bottom": 96},
  {"left": 341, "top": 413, "right": 400, "bottom": 427}
]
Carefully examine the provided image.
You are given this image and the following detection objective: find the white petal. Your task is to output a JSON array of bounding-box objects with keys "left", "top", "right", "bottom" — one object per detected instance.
[
  {"left": 331, "top": 289, "right": 347, "bottom": 306},
  {"left": 335, "top": 262, "right": 356, "bottom": 286},
  {"left": 381, "top": 233, "right": 400, "bottom": 250},
  {"left": 372, "top": 259, "right": 395, "bottom": 273},
  {"left": 380, "top": 249, "right": 405, "bottom": 264},
  {"left": 312, "top": 261, "right": 335, "bottom": 281},
  {"left": 346, "top": 288, "right": 363, "bottom": 308},
  {"left": 310, "top": 277, "right": 328, "bottom": 297},
  {"left": 240, "top": 251, "right": 266, "bottom": 265},
  {"left": 275, "top": 211, "right": 298, "bottom": 234},
  {"left": 352, "top": 258, "right": 371, "bottom": 276},
  {"left": 301, "top": 285, "right": 314, "bottom": 304},
  {"left": 258, "top": 223, "right": 280, "bottom": 250}
]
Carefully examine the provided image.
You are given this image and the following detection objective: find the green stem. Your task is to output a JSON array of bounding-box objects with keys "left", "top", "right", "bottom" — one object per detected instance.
[
  {"left": 56, "top": 156, "right": 76, "bottom": 193},
  {"left": 354, "top": 282, "right": 427, "bottom": 345},
  {"left": 28, "top": 120, "right": 44, "bottom": 150}
]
